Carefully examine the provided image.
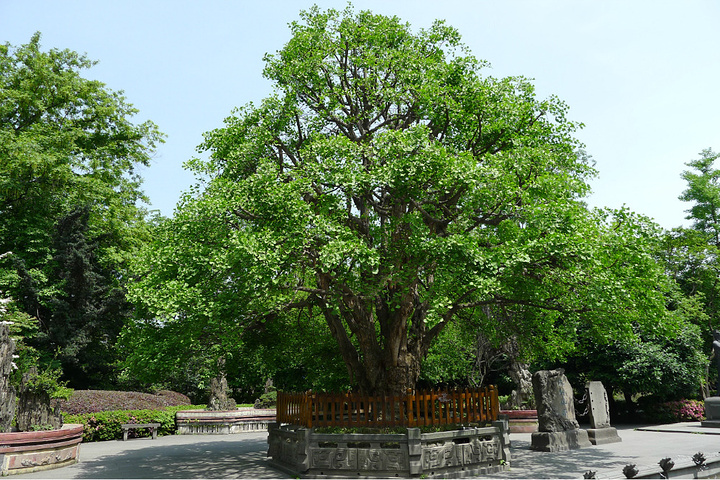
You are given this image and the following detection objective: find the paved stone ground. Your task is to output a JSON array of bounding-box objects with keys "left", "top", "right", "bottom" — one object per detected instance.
[
  {"left": 487, "top": 423, "right": 720, "bottom": 479},
  {"left": 13, "top": 423, "right": 720, "bottom": 479},
  {"left": 15, "top": 432, "right": 280, "bottom": 479}
]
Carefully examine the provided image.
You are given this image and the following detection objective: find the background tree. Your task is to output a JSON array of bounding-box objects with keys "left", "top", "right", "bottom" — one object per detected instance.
[
  {"left": 561, "top": 292, "right": 707, "bottom": 415},
  {"left": 680, "top": 149, "right": 720, "bottom": 247},
  {"left": 0, "top": 33, "right": 162, "bottom": 387},
  {"left": 558, "top": 150, "right": 720, "bottom": 407},
  {"left": 660, "top": 147, "right": 720, "bottom": 394},
  {"left": 670, "top": 149, "right": 720, "bottom": 327},
  {"left": 131, "top": 5, "right": 674, "bottom": 395}
]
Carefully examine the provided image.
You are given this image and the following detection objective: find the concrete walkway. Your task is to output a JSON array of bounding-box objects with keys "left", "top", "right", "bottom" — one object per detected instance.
[
  {"left": 16, "top": 432, "right": 279, "bottom": 479},
  {"left": 488, "top": 423, "right": 720, "bottom": 479},
  {"left": 14, "top": 424, "right": 720, "bottom": 479}
]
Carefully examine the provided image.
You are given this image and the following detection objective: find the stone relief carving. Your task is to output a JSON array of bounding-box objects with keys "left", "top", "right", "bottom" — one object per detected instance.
[
  {"left": 268, "top": 425, "right": 509, "bottom": 476},
  {"left": 278, "top": 437, "right": 299, "bottom": 464},
  {"left": 357, "top": 448, "right": 407, "bottom": 470},
  {"left": 423, "top": 442, "right": 461, "bottom": 469},
  {"left": 310, "top": 448, "right": 356, "bottom": 470},
  {"left": 310, "top": 446, "right": 409, "bottom": 471},
  {"left": 18, "top": 448, "right": 73, "bottom": 468}
]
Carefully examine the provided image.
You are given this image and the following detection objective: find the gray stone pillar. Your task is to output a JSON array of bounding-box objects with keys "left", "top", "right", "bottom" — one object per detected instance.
[
  {"left": 407, "top": 427, "right": 422, "bottom": 475},
  {"left": 493, "top": 417, "right": 511, "bottom": 463},
  {"left": 295, "top": 427, "right": 310, "bottom": 472},
  {"left": 702, "top": 330, "right": 720, "bottom": 428}
]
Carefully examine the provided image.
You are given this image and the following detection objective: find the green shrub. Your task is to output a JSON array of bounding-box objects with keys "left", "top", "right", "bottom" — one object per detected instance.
[
  {"left": 254, "top": 390, "right": 277, "bottom": 408},
  {"left": 64, "top": 405, "right": 205, "bottom": 442}
]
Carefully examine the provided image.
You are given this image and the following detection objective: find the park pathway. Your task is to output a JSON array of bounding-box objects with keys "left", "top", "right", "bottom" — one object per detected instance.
[
  {"left": 15, "top": 431, "right": 281, "bottom": 479},
  {"left": 13, "top": 423, "right": 720, "bottom": 479}
]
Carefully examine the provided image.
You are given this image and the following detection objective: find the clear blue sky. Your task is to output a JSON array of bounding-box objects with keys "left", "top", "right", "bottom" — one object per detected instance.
[{"left": 2, "top": 0, "right": 719, "bottom": 229}]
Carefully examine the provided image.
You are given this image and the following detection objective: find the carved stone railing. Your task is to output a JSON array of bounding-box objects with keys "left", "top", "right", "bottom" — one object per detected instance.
[
  {"left": 175, "top": 407, "right": 276, "bottom": 434},
  {"left": 267, "top": 419, "right": 510, "bottom": 477}
]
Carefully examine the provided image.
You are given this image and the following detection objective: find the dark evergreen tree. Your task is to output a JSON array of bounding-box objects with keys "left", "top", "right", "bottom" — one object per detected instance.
[{"left": 27, "top": 207, "right": 130, "bottom": 388}]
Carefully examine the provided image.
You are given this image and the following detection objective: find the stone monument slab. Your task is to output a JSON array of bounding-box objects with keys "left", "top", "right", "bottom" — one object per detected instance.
[
  {"left": 534, "top": 369, "right": 578, "bottom": 432},
  {"left": 586, "top": 381, "right": 610, "bottom": 428},
  {"left": 530, "top": 369, "right": 591, "bottom": 451},
  {"left": 585, "top": 381, "right": 621, "bottom": 445}
]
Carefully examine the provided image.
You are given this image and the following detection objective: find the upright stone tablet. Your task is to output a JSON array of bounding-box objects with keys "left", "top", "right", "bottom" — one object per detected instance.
[
  {"left": 587, "top": 381, "right": 610, "bottom": 429},
  {"left": 585, "top": 381, "right": 621, "bottom": 445}
]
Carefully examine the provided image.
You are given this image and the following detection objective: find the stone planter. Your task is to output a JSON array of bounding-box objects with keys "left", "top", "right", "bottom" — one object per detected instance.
[
  {"left": 500, "top": 409, "right": 538, "bottom": 433},
  {"left": 175, "top": 407, "right": 276, "bottom": 434},
  {"left": 267, "top": 419, "right": 510, "bottom": 478},
  {"left": 0, "top": 423, "right": 83, "bottom": 476}
]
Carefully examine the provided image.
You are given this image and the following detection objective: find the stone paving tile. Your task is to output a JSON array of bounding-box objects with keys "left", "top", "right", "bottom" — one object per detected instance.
[
  {"left": 13, "top": 423, "right": 720, "bottom": 479},
  {"left": 15, "top": 432, "right": 288, "bottom": 479}
]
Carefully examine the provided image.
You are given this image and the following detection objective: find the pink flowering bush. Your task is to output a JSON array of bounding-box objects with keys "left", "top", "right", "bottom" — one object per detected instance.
[{"left": 645, "top": 399, "right": 704, "bottom": 423}]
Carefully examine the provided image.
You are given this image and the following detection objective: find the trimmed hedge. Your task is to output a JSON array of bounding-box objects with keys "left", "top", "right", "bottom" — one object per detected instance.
[
  {"left": 57, "top": 390, "right": 192, "bottom": 415},
  {"left": 64, "top": 405, "right": 205, "bottom": 442}
]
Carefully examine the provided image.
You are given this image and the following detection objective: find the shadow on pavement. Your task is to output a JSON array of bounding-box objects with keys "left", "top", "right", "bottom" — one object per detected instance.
[
  {"left": 73, "top": 437, "right": 288, "bottom": 479},
  {"left": 489, "top": 438, "right": 637, "bottom": 479}
]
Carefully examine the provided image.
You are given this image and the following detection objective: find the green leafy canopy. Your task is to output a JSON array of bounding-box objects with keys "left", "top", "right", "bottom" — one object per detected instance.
[
  {"left": 1, "top": 33, "right": 163, "bottom": 388},
  {"left": 130, "top": 5, "right": 673, "bottom": 393}
]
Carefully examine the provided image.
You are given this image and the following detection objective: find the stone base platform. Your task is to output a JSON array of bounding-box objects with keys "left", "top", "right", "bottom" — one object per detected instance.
[
  {"left": 587, "top": 427, "right": 622, "bottom": 445},
  {"left": 530, "top": 429, "right": 591, "bottom": 452},
  {"left": 268, "top": 421, "right": 510, "bottom": 478}
]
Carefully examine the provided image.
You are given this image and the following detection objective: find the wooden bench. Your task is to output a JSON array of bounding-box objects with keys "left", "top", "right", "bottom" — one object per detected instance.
[{"left": 121, "top": 423, "right": 161, "bottom": 441}]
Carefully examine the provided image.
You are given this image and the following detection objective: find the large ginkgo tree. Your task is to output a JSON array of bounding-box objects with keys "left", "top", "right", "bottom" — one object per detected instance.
[{"left": 130, "top": 5, "right": 672, "bottom": 395}]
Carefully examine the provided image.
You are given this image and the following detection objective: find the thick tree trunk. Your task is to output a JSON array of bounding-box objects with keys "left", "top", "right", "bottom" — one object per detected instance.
[{"left": 318, "top": 281, "right": 427, "bottom": 395}]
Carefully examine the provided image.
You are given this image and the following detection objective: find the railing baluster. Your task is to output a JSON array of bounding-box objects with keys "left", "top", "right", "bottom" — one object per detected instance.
[
  {"left": 459, "top": 389, "right": 464, "bottom": 424},
  {"left": 425, "top": 389, "right": 431, "bottom": 427}
]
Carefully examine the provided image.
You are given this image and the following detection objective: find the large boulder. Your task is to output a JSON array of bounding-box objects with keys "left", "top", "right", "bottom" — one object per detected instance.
[
  {"left": 532, "top": 368, "right": 579, "bottom": 432},
  {"left": 15, "top": 367, "right": 62, "bottom": 431},
  {"left": 207, "top": 374, "right": 236, "bottom": 411},
  {"left": 530, "top": 369, "right": 591, "bottom": 452}
]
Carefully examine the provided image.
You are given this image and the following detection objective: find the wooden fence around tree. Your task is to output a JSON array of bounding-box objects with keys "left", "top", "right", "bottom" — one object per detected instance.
[{"left": 276, "top": 386, "right": 499, "bottom": 429}]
